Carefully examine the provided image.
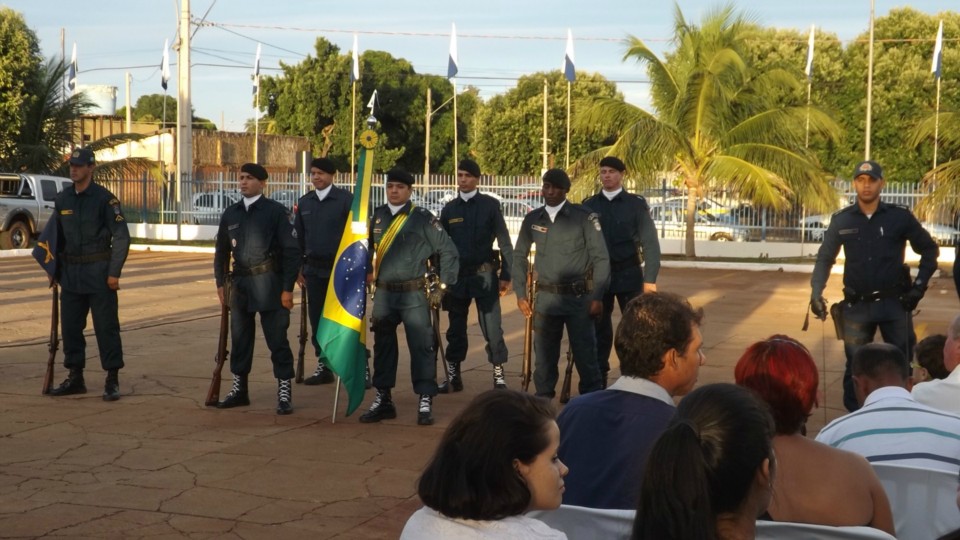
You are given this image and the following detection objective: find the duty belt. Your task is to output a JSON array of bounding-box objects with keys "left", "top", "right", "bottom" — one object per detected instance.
[
  {"left": 843, "top": 286, "right": 902, "bottom": 304},
  {"left": 538, "top": 279, "right": 592, "bottom": 295},
  {"left": 459, "top": 261, "right": 497, "bottom": 277},
  {"left": 376, "top": 277, "right": 426, "bottom": 292},
  {"left": 233, "top": 260, "right": 276, "bottom": 277},
  {"left": 62, "top": 251, "right": 111, "bottom": 264},
  {"left": 305, "top": 253, "right": 334, "bottom": 270},
  {"left": 610, "top": 254, "right": 641, "bottom": 272}
]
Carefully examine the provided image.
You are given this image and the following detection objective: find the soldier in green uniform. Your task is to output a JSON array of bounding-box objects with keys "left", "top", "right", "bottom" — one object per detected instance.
[
  {"left": 361, "top": 168, "right": 459, "bottom": 426},
  {"left": 513, "top": 168, "right": 610, "bottom": 399},
  {"left": 49, "top": 147, "right": 131, "bottom": 401}
]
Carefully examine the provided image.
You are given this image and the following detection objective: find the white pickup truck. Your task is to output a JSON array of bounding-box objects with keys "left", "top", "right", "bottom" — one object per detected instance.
[{"left": 0, "top": 173, "right": 72, "bottom": 249}]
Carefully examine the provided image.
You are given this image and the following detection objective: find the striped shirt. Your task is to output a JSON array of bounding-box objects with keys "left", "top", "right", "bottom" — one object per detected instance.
[{"left": 815, "top": 386, "right": 960, "bottom": 473}]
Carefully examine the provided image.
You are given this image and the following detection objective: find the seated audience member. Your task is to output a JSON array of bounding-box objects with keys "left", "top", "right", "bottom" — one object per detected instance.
[
  {"left": 401, "top": 390, "right": 568, "bottom": 539},
  {"left": 913, "top": 315, "right": 960, "bottom": 414},
  {"left": 817, "top": 342, "right": 960, "bottom": 474},
  {"left": 736, "top": 336, "right": 895, "bottom": 534},
  {"left": 914, "top": 334, "right": 949, "bottom": 383},
  {"left": 631, "top": 383, "right": 775, "bottom": 540},
  {"left": 557, "top": 292, "right": 704, "bottom": 509}
]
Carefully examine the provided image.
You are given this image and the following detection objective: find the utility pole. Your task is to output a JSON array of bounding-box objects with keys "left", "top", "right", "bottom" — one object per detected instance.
[
  {"left": 424, "top": 87, "right": 431, "bottom": 185},
  {"left": 176, "top": 0, "right": 192, "bottom": 241}
]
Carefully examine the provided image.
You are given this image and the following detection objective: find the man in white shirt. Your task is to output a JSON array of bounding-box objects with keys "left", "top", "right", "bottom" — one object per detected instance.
[
  {"left": 912, "top": 314, "right": 960, "bottom": 414},
  {"left": 817, "top": 342, "right": 960, "bottom": 473}
]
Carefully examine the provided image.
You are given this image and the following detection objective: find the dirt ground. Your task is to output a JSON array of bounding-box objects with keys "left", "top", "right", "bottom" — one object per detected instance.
[{"left": 1, "top": 250, "right": 957, "bottom": 539}]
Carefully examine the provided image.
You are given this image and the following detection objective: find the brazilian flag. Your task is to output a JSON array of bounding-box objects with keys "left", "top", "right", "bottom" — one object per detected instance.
[{"left": 317, "top": 129, "right": 377, "bottom": 415}]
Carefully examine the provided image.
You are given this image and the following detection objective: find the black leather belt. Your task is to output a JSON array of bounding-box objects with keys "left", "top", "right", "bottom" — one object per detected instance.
[
  {"left": 459, "top": 261, "right": 497, "bottom": 276},
  {"left": 377, "top": 277, "right": 426, "bottom": 292},
  {"left": 538, "top": 279, "right": 592, "bottom": 295},
  {"left": 62, "top": 251, "right": 110, "bottom": 264},
  {"left": 610, "top": 254, "right": 641, "bottom": 272},
  {"left": 843, "top": 287, "right": 901, "bottom": 303},
  {"left": 233, "top": 260, "right": 276, "bottom": 277}
]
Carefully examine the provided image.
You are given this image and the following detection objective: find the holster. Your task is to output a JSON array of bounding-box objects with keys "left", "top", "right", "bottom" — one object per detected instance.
[{"left": 829, "top": 302, "right": 844, "bottom": 340}]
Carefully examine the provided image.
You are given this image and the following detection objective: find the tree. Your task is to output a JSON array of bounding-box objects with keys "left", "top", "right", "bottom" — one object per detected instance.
[
  {"left": 472, "top": 71, "right": 620, "bottom": 177},
  {"left": 117, "top": 93, "right": 216, "bottom": 130},
  {"left": 572, "top": 4, "right": 841, "bottom": 257},
  {"left": 0, "top": 8, "right": 43, "bottom": 166}
]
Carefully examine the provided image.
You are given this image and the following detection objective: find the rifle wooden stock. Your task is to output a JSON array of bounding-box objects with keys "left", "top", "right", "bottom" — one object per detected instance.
[
  {"left": 295, "top": 285, "right": 307, "bottom": 383},
  {"left": 559, "top": 349, "right": 574, "bottom": 404},
  {"left": 205, "top": 282, "right": 230, "bottom": 407},
  {"left": 521, "top": 269, "right": 535, "bottom": 392},
  {"left": 42, "top": 285, "right": 59, "bottom": 395}
]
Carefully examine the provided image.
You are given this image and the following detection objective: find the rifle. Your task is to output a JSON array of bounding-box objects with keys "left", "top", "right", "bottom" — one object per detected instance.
[
  {"left": 521, "top": 259, "right": 536, "bottom": 392},
  {"left": 559, "top": 349, "right": 574, "bottom": 404},
  {"left": 205, "top": 275, "right": 231, "bottom": 407},
  {"left": 424, "top": 269, "right": 451, "bottom": 389},
  {"left": 42, "top": 284, "right": 59, "bottom": 394},
  {"left": 295, "top": 285, "right": 307, "bottom": 383}
]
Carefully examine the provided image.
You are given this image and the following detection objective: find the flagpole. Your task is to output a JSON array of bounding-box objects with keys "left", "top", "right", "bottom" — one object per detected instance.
[
  {"left": 565, "top": 82, "right": 571, "bottom": 169},
  {"left": 865, "top": 0, "right": 875, "bottom": 160},
  {"left": 351, "top": 81, "right": 357, "bottom": 184},
  {"left": 254, "top": 83, "right": 260, "bottom": 163},
  {"left": 333, "top": 377, "right": 341, "bottom": 423},
  {"left": 934, "top": 76, "right": 941, "bottom": 176},
  {"left": 542, "top": 79, "right": 549, "bottom": 172},
  {"left": 452, "top": 80, "right": 458, "bottom": 169}
]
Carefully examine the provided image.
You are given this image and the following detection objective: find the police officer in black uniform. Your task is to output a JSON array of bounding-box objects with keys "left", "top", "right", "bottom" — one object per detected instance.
[
  {"left": 49, "top": 147, "right": 130, "bottom": 401},
  {"left": 582, "top": 156, "right": 660, "bottom": 388},
  {"left": 513, "top": 168, "right": 610, "bottom": 399},
  {"left": 214, "top": 163, "right": 302, "bottom": 415},
  {"left": 294, "top": 157, "right": 353, "bottom": 385},
  {"left": 361, "top": 168, "right": 459, "bottom": 426},
  {"left": 438, "top": 159, "right": 514, "bottom": 392},
  {"left": 811, "top": 160, "right": 938, "bottom": 412}
]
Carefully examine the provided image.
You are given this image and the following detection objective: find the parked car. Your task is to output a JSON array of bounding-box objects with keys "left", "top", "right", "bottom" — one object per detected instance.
[
  {"left": 649, "top": 203, "right": 749, "bottom": 241},
  {"left": 799, "top": 212, "right": 960, "bottom": 246},
  {"left": 191, "top": 190, "right": 240, "bottom": 225},
  {"left": 499, "top": 198, "right": 535, "bottom": 233},
  {"left": 0, "top": 173, "right": 72, "bottom": 249}
]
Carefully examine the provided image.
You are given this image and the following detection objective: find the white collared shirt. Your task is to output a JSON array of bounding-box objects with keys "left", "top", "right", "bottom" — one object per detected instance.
[
  {"left": 315, "top": 185, "right": 333, "bottom": 202},
  {"left": 459, "top": 189, "right": 478, "bottom": 202},
  {"left": 387, "top": 202, "right": 405, "bottom": 215},
  {"left": 544, "top": 200, "right": 566, "bottom": 222},
  {"left": 243, "top": 194, "right": 262, "bottom": 210},
  {"left": 602, "top": 188, "right": 623, "bottom": 200}
]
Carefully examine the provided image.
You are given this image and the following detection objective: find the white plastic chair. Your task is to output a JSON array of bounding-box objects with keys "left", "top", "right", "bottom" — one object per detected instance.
[
  {"left": 871, "top": 463, "right": 960, "bottom": 540},
  {"left": 528, "top": 505, "right": 634, "bottom": 540},
  {"left": 756, "top": 521, "right": 896, "bottom": 539}
]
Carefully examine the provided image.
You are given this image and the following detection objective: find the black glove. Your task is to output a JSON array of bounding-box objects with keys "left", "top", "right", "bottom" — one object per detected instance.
[
  {"left": 427, "top": 284, "right": 446, "bottom": 309},
  {"left": 810, "top": 297, "right": 828, "bottom": 321},
  {"left": 900, "top": 285, "right": 925, "bottom": 312}
]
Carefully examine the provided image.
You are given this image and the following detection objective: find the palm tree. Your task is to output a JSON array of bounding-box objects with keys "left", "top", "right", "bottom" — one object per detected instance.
[
  {"left": 911, "top": 111, "right": 960, "bottom": 223},
  {"left": 572, "top": 3, "right": 841, "bottom": 257}
]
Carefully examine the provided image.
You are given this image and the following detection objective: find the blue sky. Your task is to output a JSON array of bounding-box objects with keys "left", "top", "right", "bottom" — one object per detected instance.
[{"left": 6, "top": 0, "right": 952, "bottom": 132}]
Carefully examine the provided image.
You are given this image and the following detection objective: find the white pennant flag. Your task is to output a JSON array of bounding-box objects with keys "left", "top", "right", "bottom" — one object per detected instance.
[
  {"left": 351, "top": 34, "right": 360, "bottom": 83},
  {"left": 252, "top": 43, "right": 261, "bottom": 96},
  {"left": 161, "top": 39, "right": 171, "bottom": 91},
  {"left": 932, "top": 20, "right": 944, "bottom": 79},
  {"left": 804, "top": 25, "right": 815, "bottom": 81},
  {"left": 68, "top": 43, "right": 77, "bottom": 92},
  {"left": 447, "top": 23, "right": 458, "bottom": 80}
]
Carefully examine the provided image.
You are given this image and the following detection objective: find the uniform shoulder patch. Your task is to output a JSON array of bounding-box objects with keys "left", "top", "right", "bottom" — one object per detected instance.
[
  {"left": 108, "top": 198, "right": 120, "bottom": 206},
  {"left": 588, "top": 212, "right": 602, "bottom": 231}
]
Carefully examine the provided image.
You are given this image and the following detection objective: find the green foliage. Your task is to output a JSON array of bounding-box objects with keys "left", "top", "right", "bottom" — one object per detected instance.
[
  {"left": 118, "top": 93, "right": 216, "bottom": 130},
  {"left": 0, "top": 8, "right": 42, "bottom": 166},
  {"left": 472, "top": 71, "right": 620, "bottom": 176}
]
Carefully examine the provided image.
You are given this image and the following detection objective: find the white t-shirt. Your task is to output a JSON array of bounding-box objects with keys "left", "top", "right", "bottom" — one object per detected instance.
[{"left": 400, "top": 507, "right": 568, "bottom": 540}]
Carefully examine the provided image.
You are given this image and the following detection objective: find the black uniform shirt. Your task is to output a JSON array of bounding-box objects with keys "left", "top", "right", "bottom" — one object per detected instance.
[
  {"left": 368, "top": 202, "right": 459, "bottom": 286},
  {"left": 440, "top": 192, "right": 514, "bottom": 282},
  {"left": 582, "top": 189, "right": 661, "bottom": 292},
  {"left": 294, "top": 186, "right": 353, "bottom": 278},
  {"left": 55, "top": 182, "right": 130, "bottom": 293},
  {"left": 811, "top": 202, "right": 938, "bottom": 298},
  {"left": 214, "top": 196, "right": 301, "bottom": 312}
]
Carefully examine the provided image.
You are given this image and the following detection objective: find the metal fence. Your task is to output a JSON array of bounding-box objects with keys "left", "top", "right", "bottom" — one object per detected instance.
[{"left": 101, "top": 173, "right": 959, "bottom": 246}]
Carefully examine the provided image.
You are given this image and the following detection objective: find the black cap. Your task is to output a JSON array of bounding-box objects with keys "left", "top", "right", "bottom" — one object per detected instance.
[
  {"left": 311, "top": 158, "right": 337, "bottom": 174},
  {"left": 853, "top": 160, "right": 883, "bottom": 180},
  {"left": 599, "top": 156, "right": 626, "bottom": 172},
  {"left": 386, "top": 167, "right": 414, "bottom": 186},
  {"left": 542, "top": 168, "right": 571, "bottom": 190},
  {"left": 240, "top": 163, "right": 268, "bottom": 181},
  {"left": 457, "top": 159, "right": 481, "bottom": 178},
  {"left": 68, "top": 147, "right": 96, "bottom": 165}
]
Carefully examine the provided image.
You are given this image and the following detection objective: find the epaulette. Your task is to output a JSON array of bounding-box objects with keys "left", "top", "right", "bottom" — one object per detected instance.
[
  {"left": 832, "top": 204, "right": 857, "bottom": 217},
  {"left": 298, "top": 191, "right": 314, "bottom": 202}
]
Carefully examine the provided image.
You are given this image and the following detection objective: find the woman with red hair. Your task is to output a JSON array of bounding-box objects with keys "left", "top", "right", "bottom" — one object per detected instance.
[{"left": 735, "top": 335, "right": 894, "bottom": 536}]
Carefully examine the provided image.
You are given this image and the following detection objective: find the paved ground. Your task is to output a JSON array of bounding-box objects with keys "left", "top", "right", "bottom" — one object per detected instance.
[{"left": 1, "top": 250, "right": 957, "bottom": 539}]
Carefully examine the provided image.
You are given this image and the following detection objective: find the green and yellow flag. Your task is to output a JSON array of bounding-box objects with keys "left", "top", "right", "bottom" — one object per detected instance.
[{"left": 317, "top": 129, "right": 377, "bottom": 415}]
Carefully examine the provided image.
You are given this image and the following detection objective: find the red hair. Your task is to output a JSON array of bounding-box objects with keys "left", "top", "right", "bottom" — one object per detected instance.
[{"left": 734, "top": 335, "right": 819, "bottom": 435}]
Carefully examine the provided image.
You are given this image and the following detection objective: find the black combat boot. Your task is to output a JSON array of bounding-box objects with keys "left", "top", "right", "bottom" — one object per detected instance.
[
  {"left": 276, "top": 379, "right": 293, "bottom": 415},
  {"left": 417, "top": 394, "right": 434, "bottom": 426},
  {"left": 49, "top": 368, "right": 86, "bottom": 396},
  {"left": 217, "top": 374, "right": 250, "bottom": 408},
  {"left": 359, "top": 388, "right": 397, "bottom": 423},
  {"left": 437, "top": 362, "right": 463, "bottom": 393},
  {"left": 493, "top": 363, "right": 507, "bottom": 390},
  {"left": 303, "top": 361, "right": 335, "bottom": 385},
  {"left": 102, "top": 369, "right": 120, "bottom": 401}
]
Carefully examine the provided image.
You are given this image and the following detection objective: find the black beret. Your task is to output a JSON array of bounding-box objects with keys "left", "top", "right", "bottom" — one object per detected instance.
[
  {"left": 599, "top": 156, "right": 626, "bottom": 172},
  {"left": 240, "top": 163, "right": 268, "bottom": 181},
  {"left": 542, "top": 168, "right": 571, "bottom": 190},
  {"left": 386, "top": 167, "right": 414, "bottom": 186},
  {"left": 457, "top": 159, "right": 481, "bottom": 178},
  {"left": 311, "top": 158, "right": 337, "bottom": 174}
]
